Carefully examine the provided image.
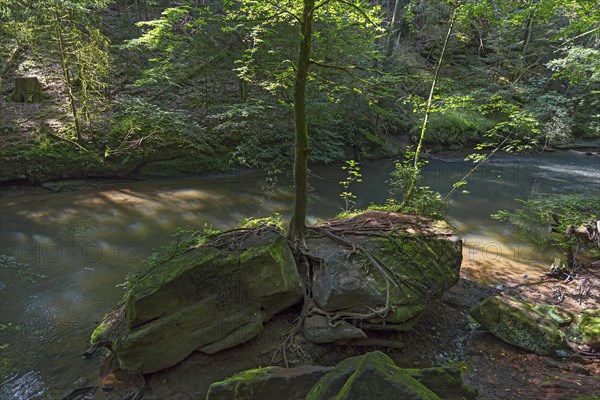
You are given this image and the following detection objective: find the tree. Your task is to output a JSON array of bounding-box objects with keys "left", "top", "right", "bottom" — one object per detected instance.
[
  {"left": 229, "top": 0, "right": 383, "bottom": 242},
  {"left": 288, "top": 0, "right": 314, "bottom": 242},
  {"left": 2, "top": 0, "right": 111, "bottom": 141},
  {"left": 399, "top": 2, "right": 458, "bottom": 212},
  {"left": 44, "top": 0, "right": 111, "bottom": 141}
]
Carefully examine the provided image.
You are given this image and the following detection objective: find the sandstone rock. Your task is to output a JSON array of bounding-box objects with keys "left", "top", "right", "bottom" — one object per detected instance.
[
  {"left": 404, "top": 367, "right": 478, "bottom": 400},
  {"left": 205, "top": 352, "right": 476, "bottom": 400},
  {"left": 470, "top": 295, "right": 564, "bottom": 355},
  {"left": 91, "top": 228, "right": 302, "bottom": 374},
  {"left": 206, "top": 365, "right": 331, "bottom": 400},
  {"left": 303, "top": 315, "right": 367, "bottom": 344},
  {"left": 303, "top": 211, "right": 462, "bottom": 340},
  {"left": 306, "top": 351, "right": 440, "bottom": 400}
]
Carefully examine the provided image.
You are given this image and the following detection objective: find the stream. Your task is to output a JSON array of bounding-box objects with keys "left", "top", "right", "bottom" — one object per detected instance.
[{"left": 0, "top": 150, "right": 598, "bottom": 399}]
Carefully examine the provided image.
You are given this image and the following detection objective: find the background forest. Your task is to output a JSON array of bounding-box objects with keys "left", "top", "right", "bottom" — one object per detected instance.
[{"left": 1, "top": 0, "right": 599, "bottom": 182}]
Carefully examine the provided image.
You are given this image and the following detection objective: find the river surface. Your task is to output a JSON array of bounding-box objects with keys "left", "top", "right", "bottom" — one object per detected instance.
[{"left": 0, "top": 150, "right": 598, "bottom": 399}]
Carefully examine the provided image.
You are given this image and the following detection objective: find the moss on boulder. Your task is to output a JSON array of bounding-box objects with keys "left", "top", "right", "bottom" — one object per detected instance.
[
  {"left": 534, "top": 304, "right": 574, "bottom": 326},
  {"left": 206, "top": 365, "right": 332, "bottom": 400},
  {"left": 566, "top": 309, "right": 600, "bottom": 352},
  {"left": 404, "top": 367, "right": 478, "bottom": 400},
  {"left": 470, "top": 295, "right": 564, "bottom": 355},
  {"left": 304, "top": 211, "right": 462, "bottom": 341},
  {"left": 92, "top": 228, "right": 302, "bottom": 374},
  {"left": 205, "top": 352, "right": 476, "bottom": 400},
  {"left": 579, "top": 309, "right": 600, "bottom": 350},
  {"left": 306, "top": 351, "right": 441, "bottom": 400}
]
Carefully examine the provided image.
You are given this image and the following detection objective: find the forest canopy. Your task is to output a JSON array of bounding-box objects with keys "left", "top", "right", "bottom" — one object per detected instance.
[{"left": 0, "top": 0, "right": 598, "bottom": 183}]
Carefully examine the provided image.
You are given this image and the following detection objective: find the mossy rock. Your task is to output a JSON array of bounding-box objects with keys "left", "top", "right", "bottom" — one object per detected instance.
[
  {"left": 566, "top": 309, "right": 600, "bottom": 351},
  {"left": 306, "top": 351, "right": 440, "bottom": 400},
  {"left": 305, "top": 211, "right": 462, "bottom": 340},
  {"left": 579, "top": 309, "right": 600, "bottom": 350},
  {"left": 470, "top": 296, "right": 564, "bottom": 355},
  {"left": 404, "top": 367, "right": 478, "bottom": 400},
  {"left": 205, "top": 353, "right": 476, "bottom": 400},
  {"left": 92, "top": 228, "right": 302, "bottom": 374},
  {"left": 206, "top": 365, "right": 332, "bottom": 400},
  {"left": 534, "top": 304, "right": 574, "bottom": 326}
]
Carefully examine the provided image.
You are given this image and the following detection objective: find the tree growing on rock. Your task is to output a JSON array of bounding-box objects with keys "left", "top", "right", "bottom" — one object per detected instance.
[{"left": 228, "top": 0, "right": 384, "bottom": 242}]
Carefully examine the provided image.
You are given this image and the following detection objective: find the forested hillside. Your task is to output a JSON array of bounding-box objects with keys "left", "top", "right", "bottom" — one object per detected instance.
[{"left": 1, "top": 0, "right": 598, "bottom": 182}]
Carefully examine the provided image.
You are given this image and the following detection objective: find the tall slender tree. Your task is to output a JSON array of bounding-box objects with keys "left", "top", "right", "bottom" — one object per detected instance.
[{"left": 229, "top": 0, "right": 383, "bottom": 242}]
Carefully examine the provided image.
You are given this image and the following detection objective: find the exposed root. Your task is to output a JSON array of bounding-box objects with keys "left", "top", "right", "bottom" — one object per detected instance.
[{"left": 204, "top": 225, "right": 283, "bottom": 251}]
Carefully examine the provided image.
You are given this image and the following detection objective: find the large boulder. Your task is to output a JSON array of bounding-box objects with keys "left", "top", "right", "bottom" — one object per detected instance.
[
  {"left": 306, "top": 351, "right": 440, "bottom": 400},
  {"left": 470, "top": 295, "right": 565, "bottom": 355},
  {"left": 303, "top": 211, "right": 462, "bottom": 341},
  {"left": 206, "top": 352, "right": 476, "bottom": 400},
  {"left": 91, "top": 228, "right": 302, "bottom": 374}
]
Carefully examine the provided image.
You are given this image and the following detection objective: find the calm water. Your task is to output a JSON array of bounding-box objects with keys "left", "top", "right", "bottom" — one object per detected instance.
[{"left": 0, "top": 150, "right": 598, "bottom": 399}]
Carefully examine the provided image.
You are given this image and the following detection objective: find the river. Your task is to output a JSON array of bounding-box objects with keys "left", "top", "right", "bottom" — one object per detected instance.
[{"left": 0, "top": 150, "right": 598, "bottom": 399}]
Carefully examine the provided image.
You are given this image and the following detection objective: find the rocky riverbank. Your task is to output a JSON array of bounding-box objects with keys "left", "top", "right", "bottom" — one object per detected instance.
[{"left": 79, "top": 211, "right": 599, "bottom": 400}]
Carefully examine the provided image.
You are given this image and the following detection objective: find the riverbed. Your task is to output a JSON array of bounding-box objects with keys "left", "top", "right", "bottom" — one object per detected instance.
[{"left": 0, "top": 150, "right": 598, "bottom": 399}]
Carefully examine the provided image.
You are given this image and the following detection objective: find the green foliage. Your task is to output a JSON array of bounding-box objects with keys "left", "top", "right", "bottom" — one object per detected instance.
[
  {"left": 1, "top": 0, "right": 599, "bottom": 183},
  {"left": 527, "top": 92, "right": 575, "bottom": 146},
  {"left": 468, "top": 91, "right": 541, "bottom": 155},
  {"left": 492, "top": 193, "right": 600, "bottom": 251},
  {"left": 108, "top": 97, "right": 206, "bottom": 158},
  {"left": 239, "top": 213, "right": 286, "bottom": 232},
  {"left": 547, "top": 46, "right": 600, "bottom": 85},
  {"left": 385, "top": 149, "right": 445, "bottom": 219},
  {"left": 339, "top": 160, "right": 362, "bottom": 213},
  {"left": 410, "top": 110, "right": 495, "bottom": 147}
]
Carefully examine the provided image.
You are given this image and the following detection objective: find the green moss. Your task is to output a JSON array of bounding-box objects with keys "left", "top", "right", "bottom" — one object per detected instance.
[
  {"left": 579, "top": 309, "right": 600, "bottom": 344},
  {"left": 307, "top": 351, "right": 440, "bottom": 400},
  {"left": 471, "top": 296, "right": 563, "bottom": 355},
  {"left": 268, "top": 242, "right": 293, "bottom": 288},
  {"left": 215, "top": 366, "right": 273, "bottom": 385},
  {"left": 534, "top": 304, "right": 573, "bottom": 326},
  {"left": 90, "top": 322, "right": 107, "bottom": 344},
  {"left": 410, "top": 111, "right": 496, "bottom": 148}
]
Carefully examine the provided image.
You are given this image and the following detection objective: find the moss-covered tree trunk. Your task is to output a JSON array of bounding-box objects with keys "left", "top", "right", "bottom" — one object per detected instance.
[
  {"left": 9, "top": 77, "right": 42, "bottom": 102},
  {"left": 289, "top": 0, "right": 314, "bottom": 242}
]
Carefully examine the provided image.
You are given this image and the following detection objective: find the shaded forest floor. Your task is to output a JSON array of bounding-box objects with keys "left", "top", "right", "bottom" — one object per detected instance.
[{"left": 90, "top": 247, "right": 599, "bottom": 400}]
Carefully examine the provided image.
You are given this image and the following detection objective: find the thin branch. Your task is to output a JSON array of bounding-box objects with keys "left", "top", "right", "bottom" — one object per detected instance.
[
  {"left": 557, "top": 25, "right": 600, "bottom": 50},
  {"left": 310, "top": 59, "right": 386, "bottom": 75},
  {"left": 337, "top": 0, "right": 380, "bottom": 29},
  {"left": 314, "top": 0, "right": 334, "bottom": 12},
  {"left": 443, "top": 132, "right": 513, "bottom": 203},
  {"left": 262, "top": 0, "right": 302, "bottom": 24}
]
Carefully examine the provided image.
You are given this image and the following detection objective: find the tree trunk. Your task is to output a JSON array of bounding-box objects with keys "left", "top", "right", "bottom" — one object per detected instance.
[
  {"left": 400, "top": 8, "right": 457, "bottom": 212},
  {"left": 384, "top": 0, "right": 406, "bottom": 68},
  {"left": 53, "top": 8, "right": 82, "bottom": 142},
  {"left": 289, "top": 0, "right": 315, "bottom": 242},
  {"left": 9, "top": 77, "right": 43, "bottom": 102}
]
